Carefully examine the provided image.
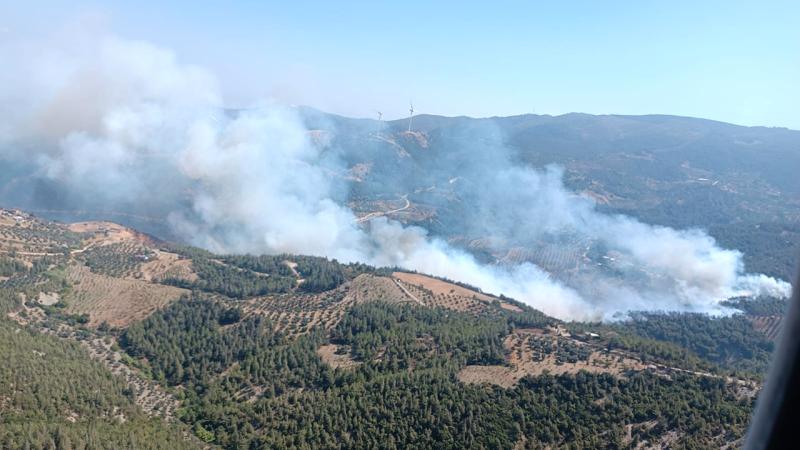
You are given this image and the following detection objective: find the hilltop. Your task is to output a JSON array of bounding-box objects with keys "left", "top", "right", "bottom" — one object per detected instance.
[{"left": 0, "top": 208, "right": 788, "bottom": 448}]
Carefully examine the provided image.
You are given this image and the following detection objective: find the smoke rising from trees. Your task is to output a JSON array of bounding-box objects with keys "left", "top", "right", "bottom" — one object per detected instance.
[{"left": 0, "top": 30, "right": 789, "bottom": 320}]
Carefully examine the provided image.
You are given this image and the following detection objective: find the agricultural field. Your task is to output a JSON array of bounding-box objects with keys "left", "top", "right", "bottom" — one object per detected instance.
[
  {"left": 242, "top": 274, "right": 415, "bottom": 337},
  {"left": 80, "top": 335, "right": 179, "bottom": 418},
  {"left": 393, "top": 271, "right": 523, "bottom": 313},
  {"left": 0, "top": 209, "right": 84, "bottom": 256},
  {"left": 64, "top": 263, "right": 187, "bottom": 327},
  {"left": 80, "top": 242, "right": 155, "bottom": 278},
  {"left": 748, "top": 315, "right": 783, "bottom": 341},
  {"left": 67, "top": 221, "right": 156, "bottom": 247},
  {"left": 240, "top": 270, "right": 534, "bottom": 340}
]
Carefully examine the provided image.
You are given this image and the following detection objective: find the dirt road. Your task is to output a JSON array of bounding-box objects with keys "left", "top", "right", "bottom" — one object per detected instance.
[{"left": 355, "top": 195, "right": 411, "bottom": 224}]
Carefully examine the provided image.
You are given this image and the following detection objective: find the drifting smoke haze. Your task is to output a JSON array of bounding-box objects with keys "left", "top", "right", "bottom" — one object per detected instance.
[{"left": 0, "top": 29, "right": 790, "bottom": 320}]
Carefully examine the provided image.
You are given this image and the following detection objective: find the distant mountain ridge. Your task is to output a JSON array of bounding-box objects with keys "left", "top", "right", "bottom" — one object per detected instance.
[
  {"left": 296, "top": 107, "right": 800, "bottom": 281},
  {"left": 1, "top": 108, "right": 798, "bottom": 282}
]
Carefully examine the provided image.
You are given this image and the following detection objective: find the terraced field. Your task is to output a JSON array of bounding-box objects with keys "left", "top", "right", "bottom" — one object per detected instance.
[
  {"left": 64, "top": 263, "right": 187, "bottom": 327},
  {"left": 80, "top": 242, "right": 155, "bottom": 278},
  {"left": 749, "top": 315, "right": 783, "bottom": 341},
  {"left": 393, "top": 271, "right": 523, "bottom": 313},
  {"left": 240, "top": 271, "right": 525, "bottom": 339},
  {"left": 243, "top": 274, "right": 414, "bottom": 337},
  {"left": 0, "top": 209, "right": 84, "bottom": 255}
]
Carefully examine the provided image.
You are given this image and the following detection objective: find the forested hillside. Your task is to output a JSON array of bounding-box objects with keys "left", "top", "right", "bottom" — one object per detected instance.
[
  {"left": 119, "top": 297, "right": 755, "bottom": 449},
  {"left": 0, "top": 210, "right": 787, "bottom": 448},
  {"left": 0, "top": 302, "right": 197, "bottom": 449}
]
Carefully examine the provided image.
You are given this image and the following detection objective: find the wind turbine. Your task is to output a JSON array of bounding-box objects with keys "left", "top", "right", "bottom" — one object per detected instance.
[
  {"left": 374, "top": 110, "right": 383, "bottom": 135},
  {"left": 408, "top": 101, "right": 414, "bottom": 132}
]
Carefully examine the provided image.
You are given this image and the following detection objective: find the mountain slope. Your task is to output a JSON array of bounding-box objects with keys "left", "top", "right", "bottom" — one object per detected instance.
[
  {"left": 0, "top": 208, "right": 781, "bottom": 448},
  {"left": 0, "top": 311, "right": 198, "bottom": 449},
  {"left": 298, "top": 110, "right": 800, "bottom": 281}
]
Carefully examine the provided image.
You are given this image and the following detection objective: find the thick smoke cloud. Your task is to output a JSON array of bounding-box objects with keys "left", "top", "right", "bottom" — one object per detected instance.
[
  {"left": 0, "top": 29, "right": 790, "bottom": 320},
  {"left": 431, "top": 147, "right": 791, "bottom": 317}
]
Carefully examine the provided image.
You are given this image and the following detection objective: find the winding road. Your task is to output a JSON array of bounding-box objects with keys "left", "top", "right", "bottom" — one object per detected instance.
[{"left": 355, "top": 195, "right": 411, "bottom": 224}]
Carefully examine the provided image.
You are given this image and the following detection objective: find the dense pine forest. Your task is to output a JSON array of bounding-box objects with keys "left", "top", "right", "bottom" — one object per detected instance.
[
  {"left": 0, "top": 315, "right": 197, "bottom": 449},
  {"left": 114, "top": 297, "right": 756, "bottom": 449},
  {"left": 613, "top": 311, "right": 776, "bottom": 375}
]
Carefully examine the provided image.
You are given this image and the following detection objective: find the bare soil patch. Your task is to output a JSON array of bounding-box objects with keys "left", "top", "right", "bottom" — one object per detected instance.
[
  {"left": 317, "top": 344, "right": 361, "bottom": 370},
  {"left": 68, "top": 221, "right": 156, "bottom": 248},
  {"left": 138, "top": 250, "right": 198, "bottom": 283},
  {"left": 37, "top": 291, "right": 60, "bottom": 306}
]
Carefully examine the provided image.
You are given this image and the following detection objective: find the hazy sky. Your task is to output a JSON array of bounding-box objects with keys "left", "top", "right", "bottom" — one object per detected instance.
[{"left": 3, "top": 1, "right": 799, "bottom": 128}]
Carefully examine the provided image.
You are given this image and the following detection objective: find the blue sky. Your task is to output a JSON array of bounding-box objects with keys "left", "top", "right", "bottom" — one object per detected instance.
[{"left": 4, "top": 1, "right": 799, "bottom": 128}]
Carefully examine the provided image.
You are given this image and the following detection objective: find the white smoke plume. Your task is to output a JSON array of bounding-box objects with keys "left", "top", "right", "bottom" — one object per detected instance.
[{"left": 0, "top": 28, "right": 790, "bottom": 320}]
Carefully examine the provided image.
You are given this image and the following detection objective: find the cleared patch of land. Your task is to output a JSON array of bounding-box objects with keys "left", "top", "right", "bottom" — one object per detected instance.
[
  {"left": 137, "top": 250, "right": 197, "bottom": 283},
  {"left": 67, "top": 221, "right": 154, "bottom": 246},
  {"left": 459, "top": 328, "right": 647, "bottom": 388},
  {"left": 392, "top": 271, "right": 523, "bottom": 313},
  {"left": 317, "top": 344, "right": 361, "bottom": 370},
  {"left": 393, "top": 271, "right": 493, "bottom": 301},
  {"left": 64, "top": 263, "right": 187, "bottom": 327},
  {"left": 36, "top": 291, "right": 60, "bottom": 306}
]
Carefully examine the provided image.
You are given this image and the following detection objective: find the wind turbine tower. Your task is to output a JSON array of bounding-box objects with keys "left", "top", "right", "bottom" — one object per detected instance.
[
  {"left": 375, "top": 110, "right": 383, "bottom": 134},
  {"left": 408, "top": 101, "right": 415, "bottom": 132}
]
